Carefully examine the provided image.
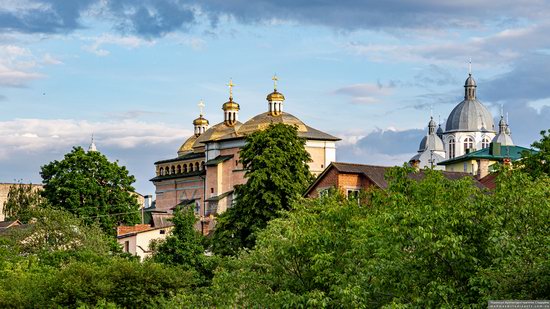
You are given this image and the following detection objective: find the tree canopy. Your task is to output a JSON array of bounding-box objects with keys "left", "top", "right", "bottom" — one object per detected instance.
[
  {"left": 211, "top": 123, "right": 314, "bottom": 255},
  {"left": 176, "top": 167, "right": 550, "bottom": 307},
  {"left": 517, "top": 129, "right": 550, "bottom": 178},
  {"left": 40, "top": 147, "right": 140, "bottom": 234}
]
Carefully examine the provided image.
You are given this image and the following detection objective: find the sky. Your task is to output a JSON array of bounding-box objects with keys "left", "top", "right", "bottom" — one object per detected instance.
[{"left": 1, "top": 0, "right": 550, "bottom": 195}]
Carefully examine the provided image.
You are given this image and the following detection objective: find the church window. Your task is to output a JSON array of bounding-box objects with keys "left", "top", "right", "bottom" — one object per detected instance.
[
  {"left": 171, "top": 166, "right": 175, "bottom": 175},
  {"left": 210, "top": 188, "right": 214, "bottom": 194},
  {"left": 195, "top": 162, "right": 200, "bottom": 171},
  {"left": 177, "top": 165, "right": 181, "bottom": 174},
  {"left": 464, "top": 137, "right": 474, "bottom": 153},
  {"left": 482, "top": 138, "right": 490, "bottom": 149},
  {"left": 201, "top": 161, "right": 205, "bottom": 170},
  {"left": 449, "top": 138, "right": 455, "bottom": 158},
  {"left": 160, "top": 167, "right": 164, "bottom": 176},
  {"left": 183, "top": 164, "right": 187, "bottom": 173}
]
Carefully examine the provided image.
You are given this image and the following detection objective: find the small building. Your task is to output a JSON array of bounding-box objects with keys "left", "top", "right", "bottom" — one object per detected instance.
[
  {"left": 116, "top": 223, "right": 174, "bottom": 261},
  {"left": 305, "top": 162, "right": 485, "bottom": 198},
  {"left": 437, "top": 142, "right": 535, "bottom": 178}
]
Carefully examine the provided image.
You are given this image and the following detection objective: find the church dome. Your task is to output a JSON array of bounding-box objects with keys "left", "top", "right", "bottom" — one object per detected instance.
[
  {"left": 193, "top": 115, "right": 209, "bottom": 126},
  {"left": 267, "top": 90, "right": 285, "bottom": 101},
  {"left": 465, "top": 74, "right": 476, "bottom": 87},
  {"left": 178, "top": 135, "right": 198, "bottom": 156},
  {"left": 418, "top": 134, "right": 445, "bottom": 152},
  {"left": 238, "top": 112, "right": 308, "bottom": 136},
  {"left": 445, "top": 99, "right": 494, "bottom": 132},
  {"left": 194, "top": 121, "right": 242, "bottom": 145},
  {"left": 222, "top": 99, "right": 240, "bottom": 111}
]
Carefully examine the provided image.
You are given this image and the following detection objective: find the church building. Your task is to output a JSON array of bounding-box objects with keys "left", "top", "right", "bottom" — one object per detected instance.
[
  {"left": 150, "top": 77, "right": 340, "bottom": 234},
  {"left": 410, "top": 70, "right": 514, "bottom": 170}
]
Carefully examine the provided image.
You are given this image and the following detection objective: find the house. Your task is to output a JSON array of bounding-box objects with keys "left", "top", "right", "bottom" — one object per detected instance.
[
  {"left": 305, "top": 162, "right": 485, "bottom": 198},
  {"left": 116, "top": 223, "right": 174, "bottom": 261}
]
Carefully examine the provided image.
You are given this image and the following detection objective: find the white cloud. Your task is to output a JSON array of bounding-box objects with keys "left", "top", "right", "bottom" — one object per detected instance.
[
  {"left": 334, "top": 82, "right": 393, "bottom": 104},
  {"left": 0, "top": 118, "right": 191, "bottom": 160},
  {"left": 82, "top": 34, "right": 156, "bottom": 56}
]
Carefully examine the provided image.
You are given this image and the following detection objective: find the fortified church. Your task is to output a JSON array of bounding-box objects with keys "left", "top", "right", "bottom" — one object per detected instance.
[
  {"left": 150, "top": 77, "right": 339, "bottom": 233},
  {"left": 410, "top": 70, "right": 514, "bottom": 169}
]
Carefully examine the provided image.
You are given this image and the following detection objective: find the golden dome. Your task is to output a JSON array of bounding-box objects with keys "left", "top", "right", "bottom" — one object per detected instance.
[
  {"left": 237, "top": 112, "right": 307, "bottom": 136},
  {"left": 222, "top": 99, "right": 240, "bottom": 111},
  {"left": 178, "top": 134, "right": 198, "bottom": 156},
  {"left": 193, "top": 115, "right": 209, "bottom": 126},
  {"left": 267, "top": 90, "right": 285, "bottom": 101},
  {"left": 194, "top": 121, "right": 243, "bottom": 145}
]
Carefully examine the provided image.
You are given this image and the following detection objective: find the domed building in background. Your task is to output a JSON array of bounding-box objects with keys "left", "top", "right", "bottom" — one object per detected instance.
[
  {"left": 410, "top": 71, "right": 515, "bottom": 170},
  {"left": 150, "top": 77, "right": 339, "bottom": 234}
]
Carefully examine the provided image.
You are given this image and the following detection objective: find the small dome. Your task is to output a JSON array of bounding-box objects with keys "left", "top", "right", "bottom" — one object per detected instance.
[
  {"left": 445, "top": 99, "right": 495, "bottom": 132},
  {"left": 492, "top": 133, "right": 514, "bottom": 146},
  {"left": 178, "top": 135, "right": 198, "bottom": 156},
  {"left": 267, "top": 90, "right": 285, "bottom": 101},
  {"left": 418, "top": 134, "right": 445, "bottom": 152},
  {"left": 436, "top": 125, "right": 444, "bottom": 135},
  {"left": 465, "top": 74, "right": 476, "bottom": 87},
  {"left": 193, "top": 115, "right": 209, "bottom": 126},
  {"left": 222, "top": 99, "right": 240, "bottom": 111}
]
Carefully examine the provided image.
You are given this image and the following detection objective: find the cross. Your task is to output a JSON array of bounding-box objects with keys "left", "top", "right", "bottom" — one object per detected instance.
[
  {"left": 468, "top": 58, "right": 472, "bottom": 75},
  {"left": 272, "top": 74, "right": 278, "bottom": 91},
  {"left": 198, "top": 99, "right": 205, "bottom": 116},
  {"left": 227, "top": 78, "right": 235, "bottom": 99}
]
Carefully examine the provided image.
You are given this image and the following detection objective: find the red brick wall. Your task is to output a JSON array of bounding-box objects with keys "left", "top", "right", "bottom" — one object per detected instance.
[{"left": 307, "top": 169, "right": 376, "bottom": 198}]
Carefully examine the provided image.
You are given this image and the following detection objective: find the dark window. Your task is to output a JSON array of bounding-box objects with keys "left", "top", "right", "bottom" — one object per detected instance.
[
  {"left": 211, "top": 188, "right": 214, "bottom": 194},
  {"left": 160, "top": 229, "right": 166, "bottom": 235}
]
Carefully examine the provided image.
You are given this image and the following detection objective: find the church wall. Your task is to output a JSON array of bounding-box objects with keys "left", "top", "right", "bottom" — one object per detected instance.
[
  {"left": 305, "top": 143, "right": 335, "bottom": 175},
  {"left": 154, "top": 176, "right": 204, "bottom": 212},
  {"left": 443, "top": 132, "right": 495, "bottom": 158}
]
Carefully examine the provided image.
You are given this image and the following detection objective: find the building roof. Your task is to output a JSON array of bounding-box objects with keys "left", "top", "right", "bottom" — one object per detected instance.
[
  {"left": 445, "top": 99, "right": 495, "bottom": 132},
  {"left": 116, "top": 223, "right": 174, "bottom": 238},
  {"left": 205, "top": 154, "right": 234, "bottom": 166},
  {"left": 178, "top": 134, "right": 199, "bottom": 156},
  {"left": 149, "top": 170, "right": 205, "bottom": 182},
  {"left": 304, "top": 162, "right": 485, "bottom": 196},
  {"left": 0, "top": 220, "right": 21, "bottom": 229},
  {"left": 438, "top": 144, "right": 535, "bottom": 165},
  {"left": 154, "top": 152, "right": 204, "bottom": 165}
]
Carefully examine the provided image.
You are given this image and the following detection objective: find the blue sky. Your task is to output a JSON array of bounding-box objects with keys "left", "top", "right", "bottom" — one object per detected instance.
[{"left": 1, "top": 0, "right": 550, "bottom": 195}]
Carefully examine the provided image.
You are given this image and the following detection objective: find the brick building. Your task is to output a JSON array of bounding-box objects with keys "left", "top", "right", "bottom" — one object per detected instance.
[{"left": 151, "top": 78, "right": 340, "bottom": 234}]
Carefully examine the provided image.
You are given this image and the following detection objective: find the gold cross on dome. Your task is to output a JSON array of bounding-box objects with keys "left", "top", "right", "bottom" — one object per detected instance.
[
  {"left": 198, "top": 99, "right": 205, "bottom": 116},
  {"left": 272, "top": 74, "right": 278, "bottom": 91},
  {"left": 227, "top": 78, "right": 235, "bottom": 99}
]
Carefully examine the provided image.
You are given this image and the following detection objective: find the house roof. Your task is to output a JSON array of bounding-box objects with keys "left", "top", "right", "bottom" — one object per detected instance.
[
  {"left": 0, "top": 220, "right": 21, "bottom": 229},
  {"left": 304, "top": 162, "right": 485, "bottom": 196},
  {"left": 438, "top": 145, "right": 535, "bottom": 165},
  {"left": 116, "top": 223, "right": 174, "bottom": 238}
]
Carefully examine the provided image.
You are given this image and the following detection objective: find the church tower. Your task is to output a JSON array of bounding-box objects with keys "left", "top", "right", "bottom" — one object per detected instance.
[
  {"left": 266, "top": 75, "right": 285, "bottom": 116},
  {"left": 222, "top": 79, "right": 239, "bottom": 126},
  {"left": 193, "top": 100, "right": 209, "bottom": 136}
]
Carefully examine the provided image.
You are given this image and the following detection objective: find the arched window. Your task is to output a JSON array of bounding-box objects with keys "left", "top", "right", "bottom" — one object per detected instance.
[
  {"left": 482, "top": 138, "right": 490, "bottom": 149},
  {"left": 177, "top": 165, "right": 181, "bottom": 174},
  {"left": 183, "top": 164, "right": 187, "bottom": 173},
  {"left": 189, "top": 163, "right": 193, "bottom": 172},
  {"left": 201, "top": 161, "right": 205, "bottom": 171},
  {"left": 449, "top": 138, "right": 455, "bottom": 158},
  {"left": 160, "top": 167, "right": 164, "bottom": 176},
  {"left": 195, "top": 162, "right": 199, "bottom": 171},
  {"left": 464, "top": 137, "right": 474, "bottom": 153},
  {"left": 171, "top": 166, "right": 175, "bottom": 175}
]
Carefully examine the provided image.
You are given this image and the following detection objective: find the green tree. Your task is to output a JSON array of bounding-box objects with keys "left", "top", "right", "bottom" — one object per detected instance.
[
  {"left": 211, "top": 123, "right": 314, "bottom": 255},
  {"left": 2, "top": 182, "right": 44, "bottom": 223},
  {"left": 180, "top": 167, "right": 550, "bottom": 307},
  {"left": 40, "top": 147, "right": 140, "bottom": 235},
  {"left": 517, "top": 129, "right": 550, "bottom": 178},
  {"left": 151, "top": 206, "right": 211, "bottom": 276}
]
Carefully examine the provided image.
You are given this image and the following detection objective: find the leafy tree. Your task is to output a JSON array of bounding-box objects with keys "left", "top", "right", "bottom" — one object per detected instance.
[
  {"left": 179, "top": 167, "right": 550, "bottom": 307},
  {"left": 40, "top": 146, "right": 140, "bottom": 234},
  {"left": 517, "top": 129, "right": 550, "bottom": 178},
  {"left": 211, "top": 123, "right": 314, "bottom": 255},
  {"left": 2, "top": 182, "right": 44, "bottom": 223},
  {"left": 151, "top": 206, "right": 214, "bottom": 279}
]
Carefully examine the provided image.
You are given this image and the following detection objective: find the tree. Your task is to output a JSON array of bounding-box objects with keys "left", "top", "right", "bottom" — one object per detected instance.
[
  {"left": 151, "top": 206, "right": 210, "bottom": 275},
  {"left": 517, "top": 129, "right": 550, "bottom": 178},
  {"left": 211, "top": 123, "right": 314, "bottom": 255},
  {"left": 181, "top": 167, "right": 550, "bottom": 307},
  {"left": 2, "top": 182, "right": 44, "bottom": 223},
  {"left": 40, "top": 147, "right": 140, "bottom": 234}
]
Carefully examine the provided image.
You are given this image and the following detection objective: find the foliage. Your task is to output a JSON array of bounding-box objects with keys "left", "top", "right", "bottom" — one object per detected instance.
[
  {"left": 40, "top": 146, "right": 140, "bottom": 235},
  {"left": 2, "top": 182, "right": 44, "bottom": 223},
  {"left": 0, "top": 256, "right": 198, "bottom": 308},
  {"left": 176, "top": 167, "right": 550, "bottom": 307},
  {"left": 517, "top": 129, "right": 550, "bottom": 178},
  {"left": 151, "top": 206, "right": 217, "bottom": 281},
  {"left": 212, "top": 123, "right": 314, "bottom": 255}
]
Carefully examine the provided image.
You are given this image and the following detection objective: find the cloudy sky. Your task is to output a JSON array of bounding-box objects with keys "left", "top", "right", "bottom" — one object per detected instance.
[{"left": 1, "top": 0, "right": 550, "bottom": 195}]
